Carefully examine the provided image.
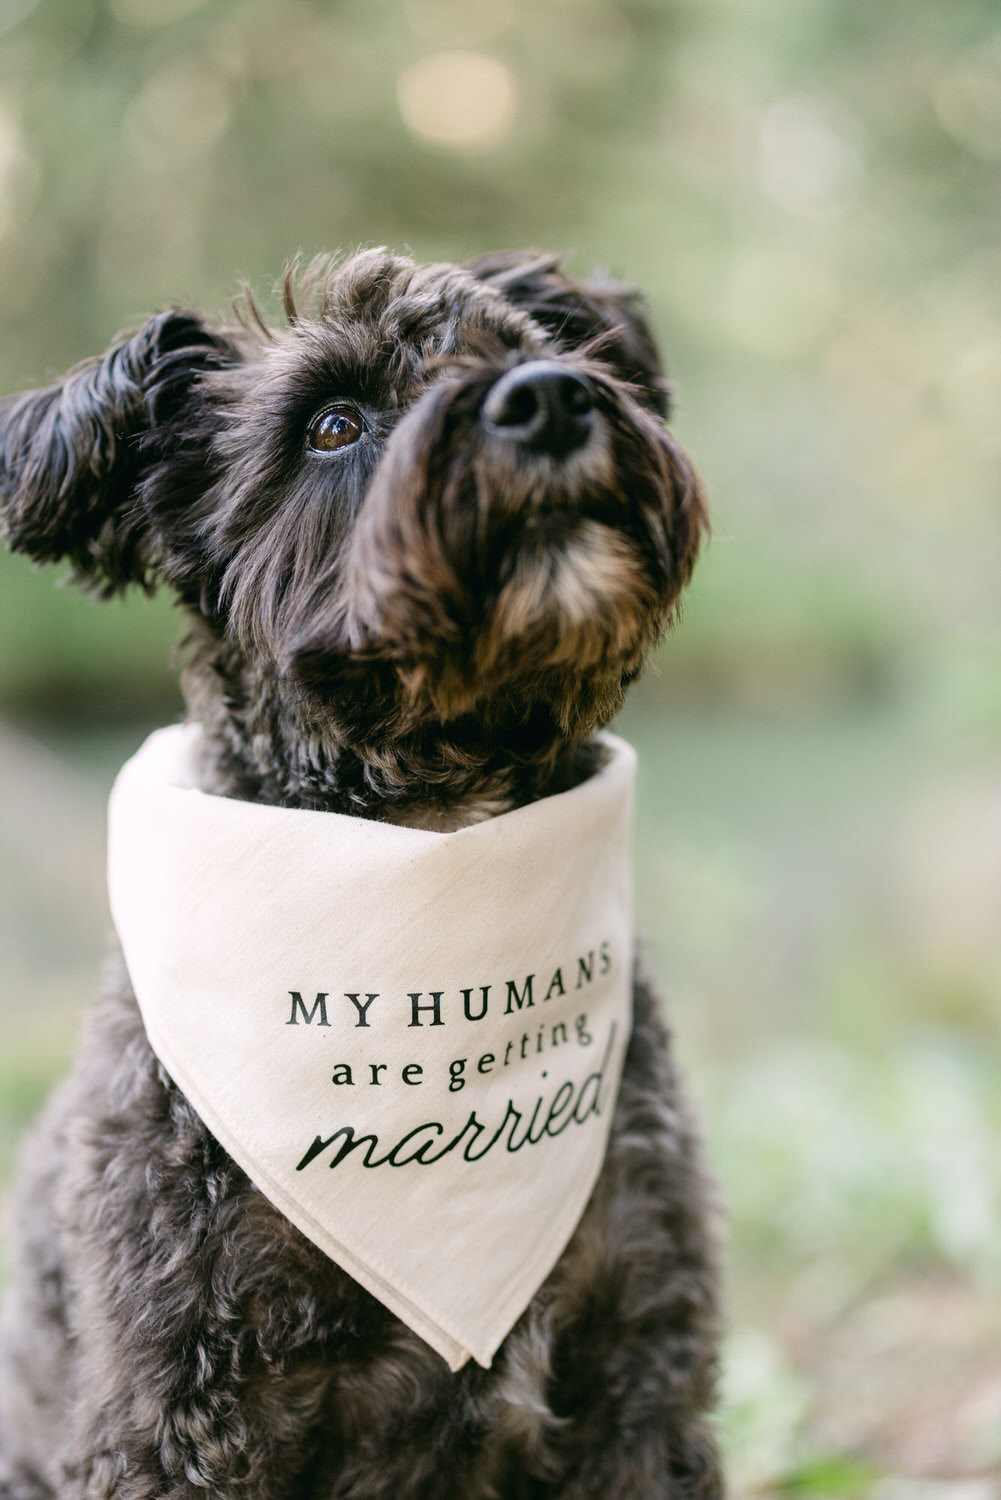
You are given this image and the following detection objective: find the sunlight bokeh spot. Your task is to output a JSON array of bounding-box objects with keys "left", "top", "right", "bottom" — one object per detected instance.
[
  {"left": 397, "top": 51, "right": 516, "bottom": 149},
  {"left": 125, "top": 60, "right": 234, "bottom": 158},
  {"left": 756, "top": 97, "right": 861, "bottom": 216}
]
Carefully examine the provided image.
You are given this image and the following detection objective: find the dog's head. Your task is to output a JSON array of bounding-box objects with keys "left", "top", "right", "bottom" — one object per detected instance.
[{"left": 0, "top": 249, "right": 705, "bottom": 768}]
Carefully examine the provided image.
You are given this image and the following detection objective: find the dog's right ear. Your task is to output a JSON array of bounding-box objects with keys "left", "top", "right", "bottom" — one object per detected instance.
[{"left": 0, "top": 311, "right": 238, "bottom": 594}]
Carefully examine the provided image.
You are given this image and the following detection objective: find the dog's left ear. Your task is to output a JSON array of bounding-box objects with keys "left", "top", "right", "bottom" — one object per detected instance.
[
  {"left": 0, "top": 310, "right": 238, "bottom": 594},
  {"left": 468, "top": 250, "right": 671, "bottom": 417}
]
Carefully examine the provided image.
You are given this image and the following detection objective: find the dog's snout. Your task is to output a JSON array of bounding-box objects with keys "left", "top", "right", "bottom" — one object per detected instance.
[{"left": 482, "top": 361, "right": 593, "bottom": 457}]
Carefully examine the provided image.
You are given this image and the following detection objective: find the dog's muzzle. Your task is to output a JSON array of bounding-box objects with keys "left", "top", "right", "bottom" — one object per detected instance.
[{"left": 482, "top": 360, "right": 594, "bottom": 459}]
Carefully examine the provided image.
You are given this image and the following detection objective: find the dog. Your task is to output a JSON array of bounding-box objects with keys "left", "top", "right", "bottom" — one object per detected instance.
[{"left": 0, "top": 249, "right": 721, "bottom": 1500}]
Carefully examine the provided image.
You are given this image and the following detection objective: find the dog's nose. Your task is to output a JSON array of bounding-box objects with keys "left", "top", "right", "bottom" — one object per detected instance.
[{"left": 482, "top": 362, "right": 594, "bottom": 456}]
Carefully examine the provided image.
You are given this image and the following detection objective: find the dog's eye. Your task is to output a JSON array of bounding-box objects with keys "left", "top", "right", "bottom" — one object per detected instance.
[{"left": 307, "top": 406, "right": 366, "bottom": 452}]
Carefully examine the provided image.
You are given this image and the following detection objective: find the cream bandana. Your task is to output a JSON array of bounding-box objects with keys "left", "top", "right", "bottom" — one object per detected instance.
[{"left": 107, "top": 725, "right": 636, "bottom": 1371}]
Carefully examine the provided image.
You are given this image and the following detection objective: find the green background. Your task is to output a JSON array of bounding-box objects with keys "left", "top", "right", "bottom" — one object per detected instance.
[{"left": 1, "top": 2, "right": 1000, "bottom": 1495}]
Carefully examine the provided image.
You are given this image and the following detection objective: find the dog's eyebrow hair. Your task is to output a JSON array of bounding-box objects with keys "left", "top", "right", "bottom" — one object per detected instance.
[{"left": 270, "top": 347, "right": 401, "bottom": 412}]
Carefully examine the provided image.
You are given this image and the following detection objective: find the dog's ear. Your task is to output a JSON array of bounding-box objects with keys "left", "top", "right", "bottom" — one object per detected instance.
[
  {"left": 468, "top": 250, "right": 671, "bottom": 417},
  {"left": 0, "top": 310, "right": 238, "bottom": 594}
]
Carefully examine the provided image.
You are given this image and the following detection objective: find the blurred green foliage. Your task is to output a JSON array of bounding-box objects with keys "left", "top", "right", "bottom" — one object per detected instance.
[
  {"left": 1, "top": 1, "right": 1000, "bottom": 1495},
  {"left": 0, "top": 0, "right": 999, "bottom": 718}
]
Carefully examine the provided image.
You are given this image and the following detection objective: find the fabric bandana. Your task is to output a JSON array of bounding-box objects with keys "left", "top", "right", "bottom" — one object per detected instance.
[{"left": 107, "top": 724, "right": 636, "bottom": 1371}]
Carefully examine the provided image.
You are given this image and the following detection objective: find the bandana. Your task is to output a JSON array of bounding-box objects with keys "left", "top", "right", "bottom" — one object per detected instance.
[{"left": 107, "top": 724, "right": 635, "bottom": 1371}]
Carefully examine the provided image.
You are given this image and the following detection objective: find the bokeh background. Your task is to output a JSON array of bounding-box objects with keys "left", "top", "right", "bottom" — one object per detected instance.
[{"left": 1, "top": 1, "right": 1000, "bottom": 1495}]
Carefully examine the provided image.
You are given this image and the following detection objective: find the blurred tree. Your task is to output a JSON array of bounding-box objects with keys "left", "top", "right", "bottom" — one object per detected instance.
[{"left": 0, "top": 0, "right": 997, "bottom": 727}]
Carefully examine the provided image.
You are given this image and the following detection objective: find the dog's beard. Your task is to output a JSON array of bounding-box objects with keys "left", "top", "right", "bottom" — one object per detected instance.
[{"left": 487, "top": 519, "right": 661, "bottom": 672}]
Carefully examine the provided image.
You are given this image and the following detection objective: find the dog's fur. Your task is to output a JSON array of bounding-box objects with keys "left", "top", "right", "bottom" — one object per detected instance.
[{"left": 0, "top": 249, "right": 722, "bottom": 1500}]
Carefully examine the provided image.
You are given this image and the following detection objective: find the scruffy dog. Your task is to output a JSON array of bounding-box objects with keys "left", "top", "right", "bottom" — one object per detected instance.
[{"left": 0, "top": 250, "right": 721, "bottom": 1500}]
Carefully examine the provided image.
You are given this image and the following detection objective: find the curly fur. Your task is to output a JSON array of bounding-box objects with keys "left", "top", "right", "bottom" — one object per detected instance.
[{"left": 0, "top": 248, "right": 722, "bottom": 1498}]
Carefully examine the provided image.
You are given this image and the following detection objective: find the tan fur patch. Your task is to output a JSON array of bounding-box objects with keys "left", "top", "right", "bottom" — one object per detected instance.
[{"left": 484, "top": 522, "right": 657, "bottom": 673}]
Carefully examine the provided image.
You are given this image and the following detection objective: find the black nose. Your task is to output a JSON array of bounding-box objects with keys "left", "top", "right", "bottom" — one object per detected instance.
[{"left": 482, "top": 361, "right": 594, "bottom": 456}]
